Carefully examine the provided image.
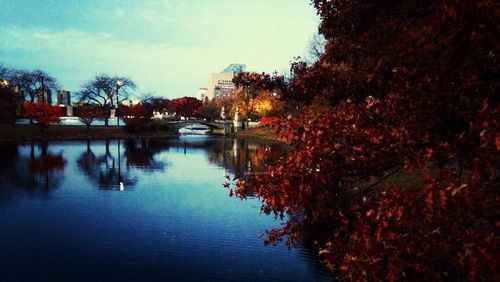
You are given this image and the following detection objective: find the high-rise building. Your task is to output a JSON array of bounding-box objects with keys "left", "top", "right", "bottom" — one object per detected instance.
[
  {"left": 35, "top": 88, "right": 52, "bottom": 104},
  {"left": 205, "top": 63, "right": 246, "bottom": 100},
  {"left": 56, "top": 90, "right": 71, "bottom": 106},
  {"left": 207, "top": 72, "right": 234, "bottom": 100}
]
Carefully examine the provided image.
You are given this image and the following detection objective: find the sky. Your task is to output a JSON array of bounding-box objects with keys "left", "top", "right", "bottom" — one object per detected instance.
[{"left": 0, "top": 0, "right": 320, "bottom": 99}]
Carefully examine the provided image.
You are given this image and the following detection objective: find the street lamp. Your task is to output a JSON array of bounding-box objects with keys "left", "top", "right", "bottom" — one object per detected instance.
[{"left": 116, "top": 79, "right": 122, "bottom": 126}]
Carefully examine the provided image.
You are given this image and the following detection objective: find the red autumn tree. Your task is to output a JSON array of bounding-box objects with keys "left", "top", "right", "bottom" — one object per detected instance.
[
  {"left": 148, "top": 97, "right": 171, "bottom": 115},
  {"left": 232, "top": 72, "right": 284, "bottom": 128},
  {"left": 75, "top": 103, "right": 103, "bottom": 130},
  {"left": 23, "top": 102, "right": 62, "bottom": 132},
  {"left": 229, "top": 0, "right": 498, "bottom": 280},
  {"left": 121, "top": 103, "right": 153, "bottom": 131},
  {"left": 196, "top": 102, "right": 220, "bottom": 121},
  {"left": 169, "top": 96, "right": 202, "bottom": 119}
]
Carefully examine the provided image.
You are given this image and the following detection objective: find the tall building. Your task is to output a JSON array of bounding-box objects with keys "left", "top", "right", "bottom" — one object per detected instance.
[
  {"left": 205, "top": 63, "right": 246, "bottom": 100},
  {"left": 56, "top": 90, "right": 71, "bottom": 106},
  {"left": 35, "top": 88, "right": 52, "bottom": 104},
  {"left": 207, "top": 72, "right": 234, "bottom": 100}
]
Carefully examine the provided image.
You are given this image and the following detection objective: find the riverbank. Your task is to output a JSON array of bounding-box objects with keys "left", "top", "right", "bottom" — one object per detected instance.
[
  {"left": 0, "top": 124, "right": 176, "bottom": 142},
  {"left": 231, "top": 127, "right": 286, "bottom": 143},
  {"left": 0, "top": 124, "right": 288, "bottom": 143}
]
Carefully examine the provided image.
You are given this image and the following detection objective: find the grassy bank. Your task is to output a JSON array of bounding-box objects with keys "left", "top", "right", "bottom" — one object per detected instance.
[{"left": 0, "top": 124, "right": 176, "bottom": 142}]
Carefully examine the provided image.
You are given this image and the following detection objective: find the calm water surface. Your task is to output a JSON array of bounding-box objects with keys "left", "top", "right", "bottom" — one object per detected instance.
[{"left": 0, "top": 137, "right": 332, "bottom": 281}]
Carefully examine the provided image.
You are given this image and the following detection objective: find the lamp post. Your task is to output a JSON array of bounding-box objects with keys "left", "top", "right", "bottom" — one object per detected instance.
[{"left": 116, "top": 80, "right": 122, "bottom": 126}]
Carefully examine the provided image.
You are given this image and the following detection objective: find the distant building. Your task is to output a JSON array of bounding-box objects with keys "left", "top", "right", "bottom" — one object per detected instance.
[
  {"left": 201, "top": 63, "right": 246, "bottom": 101},
  {"left": 207, "top": 72, "right": 235, "bottom": 100},
  {"left": 56, "top": 90, "right": 71, "bottom": 106},
  {"left": 206, "top": 63, "right": 246, "bottom": 100},
  {"left": 35, "top": 88, "right": 51, "bottom": 104}
]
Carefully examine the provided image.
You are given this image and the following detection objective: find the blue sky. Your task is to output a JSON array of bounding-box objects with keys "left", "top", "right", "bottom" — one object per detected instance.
[{"left": 0, "top": 0, "right": 319, "bottom": 99}]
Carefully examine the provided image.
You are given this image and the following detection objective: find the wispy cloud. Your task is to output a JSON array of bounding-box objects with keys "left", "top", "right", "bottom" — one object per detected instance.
[
  {"left": 0, "top": 0, "right": 319, "bottom": 98},
  {"left": 1, "top": 27, "right": 231, "bottom": 96}
]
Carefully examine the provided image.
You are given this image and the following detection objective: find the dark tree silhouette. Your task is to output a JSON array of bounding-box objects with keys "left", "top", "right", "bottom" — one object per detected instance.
[
  {"left": 0, "top": 84, "right": 17, "bottom": 124},
  {"left": 75, "top": 103, "right": 103, "bottom": 130},
  {"left": 11, "top": 70, "right": 57, "bottom": 103},
  {"left": 77, "top": 75, "right": 136, "bottom": 126}
]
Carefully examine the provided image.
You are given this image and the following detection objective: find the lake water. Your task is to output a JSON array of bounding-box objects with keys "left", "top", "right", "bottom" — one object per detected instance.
[{"left": 0, "top": 137, "right": 333, "bottom": 281}]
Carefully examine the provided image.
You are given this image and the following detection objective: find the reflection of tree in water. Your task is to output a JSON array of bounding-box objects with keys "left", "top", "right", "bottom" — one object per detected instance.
[
  {"left": 205, "top": 137, "right": 286, "bottom": 178},
  {"left": 76, "top": 140, "right": 137, "bottom": 190},
  {"left": 171, "top": 137, "right": 286, "bottom": 198},
  {"left": 13, "top": 142, "right": 66, "bottom": 190},
  {"left": 123, "top": 139, "right": 166, "bottom": 170},
  {"left": 0, "top": 142, "right": 18, "bottom": 177},
  {"left": 0, "top": 142, "right": 22, "bottom": 202}
]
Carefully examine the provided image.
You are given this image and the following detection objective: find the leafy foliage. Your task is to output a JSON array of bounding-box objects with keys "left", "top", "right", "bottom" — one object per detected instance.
[
  {"left": 22, "top": 102, "right": 63, "bottom": 132},
  {"left": 121, "top": 103, "right": 153, "bottom": 131},
  {"left": 148, "top": 97, "right": 171, "bottom": 115},
  {"left": 230, "top": 0, "right": 499, "bottom": 280},
  {"left": 75, "top": 104, "right": 104, "bottom": 130},
  {"left": 232, "top": 72, "right": 285, "bottom": 127},
  {"left": 196, "top": 102, "right": 220, "bottom": 121},
  {"left": 169, "top": 96, "right": 202, "bottom": 118}
]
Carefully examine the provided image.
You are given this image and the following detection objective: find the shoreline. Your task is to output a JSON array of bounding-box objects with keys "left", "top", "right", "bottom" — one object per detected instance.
[
  {"left": 0, "top": 124, "right": 177, "bottom": 142},
  {"left": 230, "top": 127, "right": 286, "bottom": 143},
  {"left": 0, "top": 124, "right": 285, "bottom": 143}
]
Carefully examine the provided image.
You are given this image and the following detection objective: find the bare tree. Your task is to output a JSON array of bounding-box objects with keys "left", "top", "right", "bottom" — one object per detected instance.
[
  {"left": 307, "top": 33, "right": 326, "bottom": 62},
  {"left": 77, "top": 74, "right": 137, "bottom": 126},
  {"left": 10, "top": 70, "right": 57, "bottom": 103},
  {"left": 0, "top": 64, "right": 14, "bottom": 80}
]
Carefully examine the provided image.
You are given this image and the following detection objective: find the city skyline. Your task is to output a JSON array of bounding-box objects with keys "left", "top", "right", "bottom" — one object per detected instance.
[{"left": 0, "top": 0, "right": 320, "bottom": 99}]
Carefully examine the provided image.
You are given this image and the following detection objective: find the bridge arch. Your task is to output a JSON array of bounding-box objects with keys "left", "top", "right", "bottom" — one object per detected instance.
[{"left": 166, "top": 120, "right": 234, "bottom": 135}]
